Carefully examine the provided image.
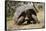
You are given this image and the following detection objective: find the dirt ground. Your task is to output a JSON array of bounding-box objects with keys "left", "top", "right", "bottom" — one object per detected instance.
[{"left": 7, "top": 11, "right": 45, "bottom": 31}]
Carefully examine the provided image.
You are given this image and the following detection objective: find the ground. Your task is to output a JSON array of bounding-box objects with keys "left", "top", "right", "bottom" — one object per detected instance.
[{"left": 7, "top": 11, "right": 45, "bottom": 31}]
